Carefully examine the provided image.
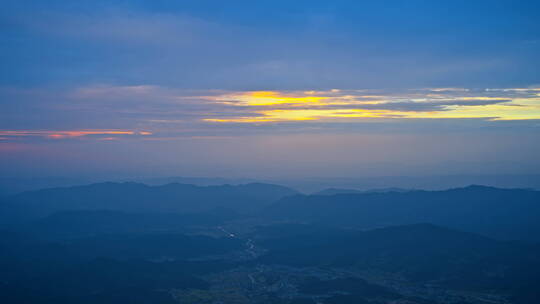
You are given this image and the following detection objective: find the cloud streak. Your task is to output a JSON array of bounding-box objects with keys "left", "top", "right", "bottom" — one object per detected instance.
[
  {"left": 201, "top": 88, "right": 540, "bottom": 123},
  {"left": 0, "top": 130, "right": 152, "bottom": 140},
  {"left": 1, "top": 85, "right": 539, "bottom": 143}
]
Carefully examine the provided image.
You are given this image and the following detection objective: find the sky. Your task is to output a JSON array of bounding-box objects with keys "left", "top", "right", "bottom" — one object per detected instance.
[{"left": 1, "top": 0, "right": 540, "bottom": 179}]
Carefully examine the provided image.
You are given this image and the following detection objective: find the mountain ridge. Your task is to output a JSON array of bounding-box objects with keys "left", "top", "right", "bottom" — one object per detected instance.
[
  {"left": 0, "top": 182, "right": 298, "bottom": 223},
  {"left": 266, "top": 185, "right": 540, "bottom": 241}
]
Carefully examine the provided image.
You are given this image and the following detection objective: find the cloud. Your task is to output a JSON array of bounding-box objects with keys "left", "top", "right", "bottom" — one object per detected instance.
[
  {"left": 18, "top": 9, "right": 215, "bottom": 47},
  {"left": 200, "top": 88, "right": 540, "bottom": 122},
  {"left": 318, "top": 99, "right": 512, "bottom": 112},
  {"left": 4, "top": 2, "right": 539, "bottom": 89},
  {"left": 1, "top": 85, "right": 539, "bottom": 143},
  {"left": 0, "top": 130, "right": 152, "bottom": 140}
]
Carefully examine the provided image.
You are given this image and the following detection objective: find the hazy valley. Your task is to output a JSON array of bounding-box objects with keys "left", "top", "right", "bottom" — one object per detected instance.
[{"left": 1, "top": 182, "right": 539, "bottom": 304}]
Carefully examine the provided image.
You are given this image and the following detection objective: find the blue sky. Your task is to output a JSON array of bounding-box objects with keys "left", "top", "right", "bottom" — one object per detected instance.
[{"left": 1, "top": 0, "right": 539, "bottom": 178}]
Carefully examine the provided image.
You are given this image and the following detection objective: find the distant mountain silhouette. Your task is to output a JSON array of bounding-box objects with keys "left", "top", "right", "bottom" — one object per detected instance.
[
  {"left": 0, "top": 176, "right": 260, "bottom": 196},
  {"left": 314, "top": 188, "right": 364, "bottom": 195},
  {"left": 363, "top": 187, "right": 412, "bottom": 193},
  {"left": 314, "top": 187, "right": 411, "bottom": 195},
  {"left": 1, "top": 182, "right": 297, "bottom": 222},
  {"left": 266, "top": 185, "right": 540, "bottom": 241},
  {"left": 135, "top": 176, "right": 257, "bottom": 187},
  {"left": 0, "top": 177, "right": 94, "bottom": 196}
]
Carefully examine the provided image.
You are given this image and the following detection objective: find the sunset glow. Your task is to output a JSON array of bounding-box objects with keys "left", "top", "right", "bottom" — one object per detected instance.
[
  {"left": 0, "top": 130, "right": 150, "bottom": 140},
  {"left": 203, "top": 89, "right": 540, "bottom": 123},
  {"left": 1, "top": 0, "right": 539, "bottom": 179},
  {"left": 210, "top": 91, "right": 329, "bottom": 106}
]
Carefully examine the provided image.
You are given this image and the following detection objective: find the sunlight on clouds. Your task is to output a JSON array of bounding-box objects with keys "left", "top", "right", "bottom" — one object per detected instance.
[
  {"left": 435, "top": 98, "right": 540, "bottom": 121},
  {"left": 203, "top": 88, "right": 540, "bottom": 123},
  {"left": 210, "top": 91, "right": 329, "bottom": 106},
  {"left": 205, "top": 109, "right": 395, "bottom": 123}
]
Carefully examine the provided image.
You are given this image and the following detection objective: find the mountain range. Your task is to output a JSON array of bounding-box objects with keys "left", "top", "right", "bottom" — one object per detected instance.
[{"left": 266, "top": 185, "right": 540, "bottom": 241}]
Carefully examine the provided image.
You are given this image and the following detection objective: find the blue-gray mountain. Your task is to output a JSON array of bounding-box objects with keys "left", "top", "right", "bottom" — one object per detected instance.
[
  {"left": 266, "top": 185, "right": 540, "bottom": 241},
  {"left": 0, "top": 182, "right": 297, "bottom": 222},
  {"left": 0, "top": 183, "right": 539, "bottom": 303}
]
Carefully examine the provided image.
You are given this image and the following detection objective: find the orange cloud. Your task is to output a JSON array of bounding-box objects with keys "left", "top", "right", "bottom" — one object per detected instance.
[{"left": 0, "top": 130, "right": 151, "bottom": 140}]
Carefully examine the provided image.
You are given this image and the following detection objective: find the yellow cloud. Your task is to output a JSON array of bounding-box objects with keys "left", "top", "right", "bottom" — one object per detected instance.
[
  {"left": 205, "top": 109, "right": 398, "bottom": 123},
  {"left": 211, "top": 91, "right": 329, "bottom": 106},
  {"left": 203, "top": 90, "right": 540, "bottom": 123}
]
